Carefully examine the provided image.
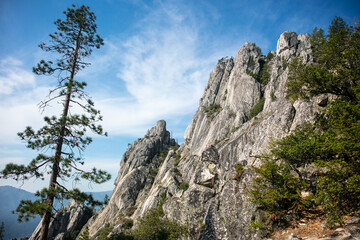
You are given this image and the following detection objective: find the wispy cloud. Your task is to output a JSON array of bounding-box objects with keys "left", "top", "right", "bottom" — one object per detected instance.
[
  {"left": 0, "top": 57, "right": 53, "bottom": 144},
  {"left": 0, "top": 1, "right": 240, "bottom": 144},
  {"left": 78, "top": 1, "right": 226, "bottom": 136},
  {"left": 0, "top": 57, "right": 36, "bottom": 95}
]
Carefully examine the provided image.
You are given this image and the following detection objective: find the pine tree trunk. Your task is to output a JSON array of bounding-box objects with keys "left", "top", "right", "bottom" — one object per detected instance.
[{"left": 39, "top": 33, "right": 81, "bottom": 240}]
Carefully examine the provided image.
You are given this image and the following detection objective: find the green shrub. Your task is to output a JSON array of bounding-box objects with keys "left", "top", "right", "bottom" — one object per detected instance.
[
  {"left": 248, "top": 56, "right": 255, "bottom": 70},
  {"left": 204, "top": 104, "right": 222, "bottom": 119},
  {"left": 132, "top": 198, "right": 188, "bottom": 240},
  {"left": 266, "top": 51, "right": 274, "bottom": 61},
  {"left": 149, "top": 168, "right": 159, "bottom": 178},
  {"left": 270, "top": 92, "right": 276, "bottom": 101},
  {"left": 259, "top": 62, "right": 271, "bottom": 84},
  {"left": 234, "top": 164, "right": 245, "bottom": 181},
  {"left": 160, "top": 192, "right": 167, "bottom": 201},
  {"left": 108, "top": 232, "right": 134, "bottom": 240},
  {"left": 235, "top": 164, "right": 244, "bottom": 174},
  {"left": 222, "top": 89, "right": 228, "bottom": 101},
  {"left": 247, "top": 71, "right": 259, "bottom": 79},
  {"left": 63, "top": 230, "right": 80, "bottom": 240},
  {"left": 123, "top": 218, "right": 134, "bottom": 230},
  {"left": 78, "top": 226, "right": 90, "bottom": 240},
  {"left": 96, "top": 224, "right": 113, "bottom": 240},
  {"left": 249, "top": 97, "right": 265, "bottom": 119},
  {"left": 249, "top": 158, "right": 305, "bottom": 216},
  {"left": 159, "top": 148, "right": 169, "bottom": 159},
  {"left": 281, "top": 56, "right": 288, "bottom": 70},
  {"left": 105, "top": 194, "right": 188, "bottom": 240},
  {"left": 248, "top": 219, "right": 271, "bottom": 234},
  {"left": 179, "top": 182, "right": 189, "bottom": 191},
  {"left": 230, "top": 125, "right": 241, "bottom": 134},
  {"left": 173, "top": 152, "right": 181, "bottom": 161}
]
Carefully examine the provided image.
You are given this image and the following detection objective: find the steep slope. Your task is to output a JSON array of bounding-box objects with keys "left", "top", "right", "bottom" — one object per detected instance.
[
  {"left": 30, "top": 200, "right": 93, "bottom": 240},
  {"left": 81, "top": 31, "right": 321, "bottom": 239},
  {"left": 83, "top": 120, "right": 174, "bottom": 237}
]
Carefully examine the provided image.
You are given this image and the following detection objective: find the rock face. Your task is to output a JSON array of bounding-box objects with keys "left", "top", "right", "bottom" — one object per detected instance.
[
  {"left": 82, "top": 120, "right": 173, "bottom": 238},
  {"left": 78, "top": 31, "right": 321, "bottom": 239},
  {"left": 30, "top": 200, "right": 92, "bottom": 240}
]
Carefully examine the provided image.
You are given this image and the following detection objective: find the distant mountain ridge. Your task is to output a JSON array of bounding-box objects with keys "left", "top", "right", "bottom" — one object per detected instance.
[
  {"left": 0, "top": 185, "right": 40, "bottom": 240},
  {"left": 0, "top": 185, "right": 111, "bottom": 239}
]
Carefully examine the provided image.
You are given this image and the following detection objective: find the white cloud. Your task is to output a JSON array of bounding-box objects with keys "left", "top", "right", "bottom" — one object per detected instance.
[
  {"left": 0, "top": 0, "right": 240, "bottom": 193},
  {"left": 0, "top": 1, "right": 239, "bottom": 144},
  {"left": 77, "top": 1, "right": 227, "bottom": 137},
  {"left": 0, "top": 82, "right": 57, "bottom": 144},
  {"left": 0, "top": 57, "right": 52, "bottom": 144},
  {"left": 0, "top": 57, "right": 36, "bottom": 95}
]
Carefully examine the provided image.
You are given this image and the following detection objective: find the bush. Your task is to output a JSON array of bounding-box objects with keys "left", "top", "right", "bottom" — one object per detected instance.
[
  {"left": 96, "top": 224, "right": 113, "bottom": 240},
  {"left": 78, "top": 226, "right": 90, "bottom": 240},
  {"left": 248, "top": 55, "right": 255, "bottom": 70},
  {"left": 270, "top": 92, "right": 276, "bottom": 101},
  {"left": 179, "top": 182, "right": 189, "bottom": 191},
  {"left": 173, "top": 152, "right": 181, "bottom": 161},
  {"left": 204, "top": 104, "right": 222, "bottom": 119},
  {"left": 266, "top": 51, "right": 275, "bottom": 61},
  {"left": 122, "top": 218, "right": 134, "bottom": 230},
  {"left": 109, "top": 232, "right": 134, "bottom": 240},
  {"left": 149, "top": 168, "right": 159, "bottom": 178},
  {"left": 132, "top": 197, "right": 188, "bottom": 240},
  {"left": 259, "top": 62, "right": 271, "bottom": 84},
  {"left": 234, "top": 164, "right": 244, "bottom": 180},
  {"left": 250, "top": 158, "right": 305, "bottom": 216},
  {"left": 249, "top": 97, "right": 265, "bottom": 119}
]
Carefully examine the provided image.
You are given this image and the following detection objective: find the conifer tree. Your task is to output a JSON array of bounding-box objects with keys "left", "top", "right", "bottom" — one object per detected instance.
[
  {"left": 250, "top": 17, "right": 360, "bottom": 228},
  {"left": 0, "top": 5, "right": 110, "bottom": 239}
]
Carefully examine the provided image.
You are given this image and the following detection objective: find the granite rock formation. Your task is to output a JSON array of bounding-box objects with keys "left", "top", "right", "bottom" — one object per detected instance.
[
  {"left": 75, "top": 31, "right": 320, "bottom": 239},
  {"left": 39, "top": 31, "right": 348, "bottom": 239},
  {"left": 30, "top": 200, "right": 92, "bottom": 240}
]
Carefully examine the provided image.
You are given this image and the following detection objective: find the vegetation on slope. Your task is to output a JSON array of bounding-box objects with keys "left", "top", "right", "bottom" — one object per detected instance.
[
  {"left": 91, "top": 194, "right": 188, "bottom": 240},
  {"left": 250, "top": 16, "right": 360, "bottom": 229}
]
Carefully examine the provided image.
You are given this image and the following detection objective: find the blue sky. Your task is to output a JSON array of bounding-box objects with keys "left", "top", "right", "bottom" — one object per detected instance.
[{"left": 0, "top": 0, "right": 359, "bottom": 192}]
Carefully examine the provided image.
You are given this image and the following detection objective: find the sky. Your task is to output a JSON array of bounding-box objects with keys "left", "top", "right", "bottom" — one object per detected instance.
[{"left": 0, "top": 0, "right": 359, "bottom": 193}]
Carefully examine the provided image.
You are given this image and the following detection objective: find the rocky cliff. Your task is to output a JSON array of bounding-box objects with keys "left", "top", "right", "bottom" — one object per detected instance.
[
  {"left": 30, "top": 31, "right": 337, "bottom": 240},
  {"left": 30, "top": 200, "right": 92, "bottom": 240},
  {"left": 71, "top": 31, "right": 324, "bottom": 240}
]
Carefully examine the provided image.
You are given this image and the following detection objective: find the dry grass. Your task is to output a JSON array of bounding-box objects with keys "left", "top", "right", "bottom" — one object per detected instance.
[{"left": 270, "top": 207, "right": 335, "bottom": 239}]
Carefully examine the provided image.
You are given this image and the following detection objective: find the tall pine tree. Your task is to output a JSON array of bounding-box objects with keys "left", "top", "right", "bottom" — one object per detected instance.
[{"left": 0, "top": 5, "right": 110, "bottom": 239}]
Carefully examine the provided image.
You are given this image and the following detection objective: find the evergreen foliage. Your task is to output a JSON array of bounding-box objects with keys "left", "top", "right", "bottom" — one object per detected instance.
[
  {"left": 98, "top": 195, "right": 188, "bottom": 240},
  {"left": 250, "top": 158, "right": 305, "bottom": 216},
  {"left": 204, "top": 104, "right": 222, "bottom": 115},
  {"left": 258, "top": 61, "right": 271, "bottom": 84},
  {"left": 0, "top": 5, "right": 110, "bottom": 239},
  {"left": 131, "top": 195, "right": 188, "bottom": 240},
  {"left": 246, "top": 49, "right": 272, "bottom": 85},
  {"left": 179, "top": 182, "right": 189, "bottom": 191},
  {"left": 249, "top": 97, "right": 265, "bottom": 119},
  {"left": 78, "top": 226, "right": 90, "bottom": 240},
  {"left": 250, "top": 17, "right": 360, "bottom": 227}
]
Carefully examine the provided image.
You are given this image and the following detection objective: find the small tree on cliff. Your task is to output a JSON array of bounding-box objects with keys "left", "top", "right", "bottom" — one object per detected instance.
[{"left": 0, "top": 5, "right": 110, "bottom": 240}]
